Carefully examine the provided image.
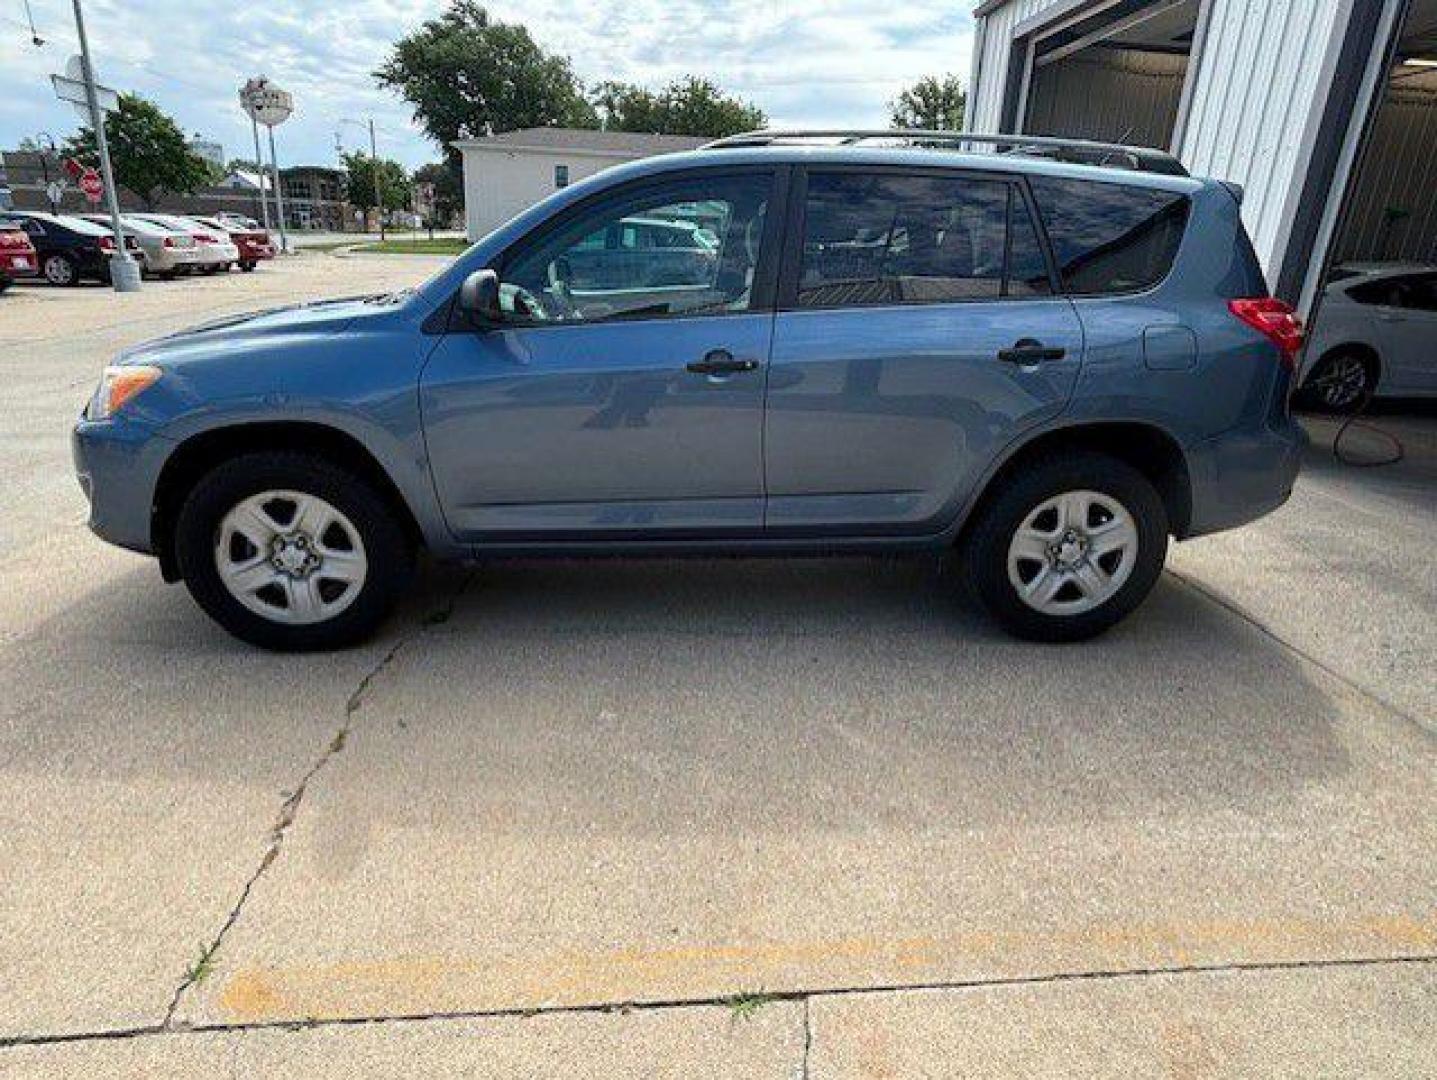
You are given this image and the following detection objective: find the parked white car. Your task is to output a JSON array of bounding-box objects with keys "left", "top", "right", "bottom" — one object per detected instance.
[
  {"left": 80, "top": 214, "right": 200, "bottom": 280},
  {"left": 1299, "top": 263, "right": 1437, "bottom": 408},
  {"left": 131, "top": 213, "right": 239, "bottom": 274}
]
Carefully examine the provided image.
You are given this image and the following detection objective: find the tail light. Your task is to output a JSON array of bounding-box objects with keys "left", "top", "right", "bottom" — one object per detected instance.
[
  {"left": 0, "top": 230, "right": 23, "bottom": 250},
  {"left": 98, "top": 235, "right": 116, "bottom": 253},
  {"left": 162, "top": 236, "right": 176, "bottom": 248},
  {"left": 195, "top": 232, "right": 217, "bottom": 244},
  {"left": 1228, "top": 298, "right": 1303, "bottom": 368}
]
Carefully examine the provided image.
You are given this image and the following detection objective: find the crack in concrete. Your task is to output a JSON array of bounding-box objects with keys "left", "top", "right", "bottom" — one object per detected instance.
[
  {"left": 157, "top": 572, "right": 473, "bottom": 1031},
  {"left": 1163, "top": 568, "right": 1435, "bottom": 737},
  {"left": 5, "top": 950, "right": 1433, "bottom": 1051},
  {"left": 798, "top": 995, "right": 813, "bottom": 1080}
]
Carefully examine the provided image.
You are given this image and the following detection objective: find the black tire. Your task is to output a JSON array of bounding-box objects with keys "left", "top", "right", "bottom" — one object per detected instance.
[
  {"left": 1297, "top": 349, "right": 1376, "bottom": 412},
  {"left": 239, "top": 261, "right": 256, "bottom": 272},
  {"left": 0, "top": 275, "right": 11, "bottom": 295},
  {"left": 43, "top": 253, "right": 78, "bottom": 286},
  {"left": 174, "top": 451, "right": 413, "bottom": 651},
  {"left": 962, "top": 452, "right": 1168, "bottom": 642}
]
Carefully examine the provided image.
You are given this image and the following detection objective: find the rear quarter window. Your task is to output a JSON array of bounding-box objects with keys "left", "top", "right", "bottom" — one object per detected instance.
[{"left": 1028, "top": 177, "right": 1189, "bottom": 295}]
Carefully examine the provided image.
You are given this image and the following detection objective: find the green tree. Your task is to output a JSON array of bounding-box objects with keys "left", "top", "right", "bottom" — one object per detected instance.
[
  {"left": 411, "top": 161, "right": 463, "bottom": 223},
  {"left": 375, "top": 0, "right": 595, "bottom": 165},
  {"left": 593, "top": 77, "right": 764, "bottom": 138},
  {"left": 65, "top": 93, "right": 212, "bottom": 208},
  {"left": 341, "top": 151, "right": 412, "bottom": 212},
  {"left": 889, "top": 75, "right": 966, "bottom": 131}
]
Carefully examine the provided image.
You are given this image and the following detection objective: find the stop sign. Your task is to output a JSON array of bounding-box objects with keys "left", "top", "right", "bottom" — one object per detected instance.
[{"left": 80, "top": 168, "right": 103, "bottom": 203}]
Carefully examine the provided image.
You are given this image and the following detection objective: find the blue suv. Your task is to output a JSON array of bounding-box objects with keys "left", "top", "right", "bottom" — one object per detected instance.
[{"left": 72, "top": 132, "right": 1305, "bottom": 650}]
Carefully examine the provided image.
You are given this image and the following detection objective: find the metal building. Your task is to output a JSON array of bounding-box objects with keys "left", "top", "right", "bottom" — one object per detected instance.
[{"left": 966, "top": 0, "right": 1437, "bottom": 312}]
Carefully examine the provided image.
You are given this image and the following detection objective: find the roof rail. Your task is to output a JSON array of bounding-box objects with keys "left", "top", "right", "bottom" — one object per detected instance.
[{"left": 701, "top": 129, "right": 1189, "bottom": 177}]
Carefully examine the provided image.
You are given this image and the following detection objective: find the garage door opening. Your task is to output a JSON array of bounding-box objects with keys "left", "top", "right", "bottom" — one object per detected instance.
[
  {"left": 1019, "top": 0, "right": 1202, "bottom": 149},
  {"left": 1302, "top": 0, "right": 1437, "bottom": 409}
]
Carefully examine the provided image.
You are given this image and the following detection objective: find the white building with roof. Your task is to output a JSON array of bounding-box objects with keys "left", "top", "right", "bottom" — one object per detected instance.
[{"left": 454, "top": 128, "right": 708, "bottom": 242}]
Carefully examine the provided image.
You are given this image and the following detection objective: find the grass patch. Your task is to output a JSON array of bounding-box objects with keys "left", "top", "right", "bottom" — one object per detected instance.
[
  {"left": 356, "top": 238, "right": 468, "bottom": 256},
  {"left": 723, "top": 990, "right": 777, "bottom": 1021},
  {"left": 185, "top": 940, "right": 219, "bottom": 985}
]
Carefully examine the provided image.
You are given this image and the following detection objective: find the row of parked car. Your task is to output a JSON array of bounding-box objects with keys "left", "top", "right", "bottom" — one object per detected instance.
[{"left": 0, "top": 210, "right": 276, "bottom": 290}]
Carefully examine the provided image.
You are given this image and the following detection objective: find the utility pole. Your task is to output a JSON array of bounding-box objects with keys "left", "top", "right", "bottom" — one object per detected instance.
[
  {"left": 369, "top": 117, "right": 385, "bottom": 241},
  {"left": 69, "top": 0, "right": 139, "bottom": 291}
]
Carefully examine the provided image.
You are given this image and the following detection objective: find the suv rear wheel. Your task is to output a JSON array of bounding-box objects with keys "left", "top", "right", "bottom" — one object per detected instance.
[
  {"left": 174, "top": 452, "right": 412, "bottom": 650},
  {"left": 963, "top": 452, "right": 1168, "bottom": 642}
]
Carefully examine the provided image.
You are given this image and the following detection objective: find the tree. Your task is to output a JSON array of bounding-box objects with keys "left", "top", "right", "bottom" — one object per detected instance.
[
  {"left": 375, "top": 0, "right": 595, "bottom": 164},
  {"left": 889, "top": 75, "right": 966, "bottom": 132},
  {"left": 411, "top": 161, "right": 463, "bottom": 224},
  {"left": 64, "top": 93, "right": 212, "bottom": 208},
  {"left": 341, "top": 151, "right": 412, "bottom": 212},
  {"left": 592, "top": 77, "right": 764, "bottom": 138}
]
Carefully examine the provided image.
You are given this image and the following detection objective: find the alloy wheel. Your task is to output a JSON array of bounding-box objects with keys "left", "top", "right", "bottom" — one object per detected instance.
[
  {"left": 1311, "top": 354, "right": 1369, "bottom": 410},
  {"left": 43, "top": 255, "right": 74, "bottom": 285}
]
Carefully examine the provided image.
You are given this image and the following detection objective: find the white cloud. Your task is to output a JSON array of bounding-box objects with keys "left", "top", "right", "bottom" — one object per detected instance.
[{"left": 1, "top": 0, "right": 973, "bottom": 169}]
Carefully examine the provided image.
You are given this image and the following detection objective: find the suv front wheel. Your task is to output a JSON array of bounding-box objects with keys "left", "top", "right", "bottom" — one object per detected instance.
[
  {"left": 963, "top": 452, "right": 1168, "bottom": 642},
  {"left": 174, "top": 452, "right": 412, "bottom": 650}
]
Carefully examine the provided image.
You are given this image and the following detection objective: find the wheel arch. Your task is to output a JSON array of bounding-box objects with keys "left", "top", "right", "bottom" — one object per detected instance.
[
  {"left": 151, "top": 421, "right": 426, "bottom": 582},
  {"left": 958, "top": 421, "right": 1193, "bottom": 543}
]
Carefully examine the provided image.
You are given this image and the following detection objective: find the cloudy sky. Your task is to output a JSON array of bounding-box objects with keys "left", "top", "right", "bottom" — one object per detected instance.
[{"left": 1, "top": 0, "right": 974, "bottom": 170}]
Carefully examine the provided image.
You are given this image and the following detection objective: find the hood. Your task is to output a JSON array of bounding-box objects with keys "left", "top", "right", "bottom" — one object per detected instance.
[{"left": 118, "top": 292, "right": 410, "bottom": 367}]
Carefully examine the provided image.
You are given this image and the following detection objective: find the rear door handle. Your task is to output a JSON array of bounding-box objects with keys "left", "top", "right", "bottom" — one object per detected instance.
[
  {"left": 997, "top": 338, "right": 1067, "bottom": 364},
  {"left": 687, "top": 349, "right": 760, "bottom": 375}
]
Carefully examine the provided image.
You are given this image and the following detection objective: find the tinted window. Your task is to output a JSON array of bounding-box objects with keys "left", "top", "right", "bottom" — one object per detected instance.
[
  {"left": 1351, "top": 273, "right": 1437, "bottom": 312},
  {"left": 500, "top": 173, "right": 770, "bottom": 323},
  {"left": 796, "top": 172, "right": 1047, "bottom": 307},
  {"left": 1028, "top": 177, "right": 1188, "bottom": 295}
]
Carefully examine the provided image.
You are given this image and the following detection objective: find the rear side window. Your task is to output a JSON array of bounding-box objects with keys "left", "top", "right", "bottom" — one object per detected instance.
[
  {"left": 795, "top": 172, "right": 1051, "bottom": 308},
  {"left": 1349, "top": 273, "right": 1437, "bottom": 312},
  {"left": 1028, "top": 177, "right": 1189, "bottom": 295}
]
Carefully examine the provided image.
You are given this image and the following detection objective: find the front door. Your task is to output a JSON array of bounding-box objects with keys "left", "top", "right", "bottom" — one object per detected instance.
[
  {"left": 764, "top": 167, "right": 1084, "bottom": 533},
  {"left": 421, "top": 168, "right": 779, "bottom": 540}
]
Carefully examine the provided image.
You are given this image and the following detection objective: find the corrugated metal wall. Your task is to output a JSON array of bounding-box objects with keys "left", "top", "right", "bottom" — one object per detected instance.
[
  {"left": 1176, "top": 0, "right": 1353, "bottom": 279},
  {"left": 1335, "top": 70, "right": 1437, "bottom": 262},
  {"left": 968, "top": 0, "right": 1060, "bottom": 133},
  {"left": 1024, "top": 48, "right": 1189, "bottom": 147}
]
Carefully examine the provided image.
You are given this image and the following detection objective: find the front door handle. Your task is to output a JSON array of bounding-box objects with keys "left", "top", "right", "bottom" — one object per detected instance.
[
  {"left": 687, "top": 349, "right": 760, "bottom": 376},
  {"left": 997, "top": 338, "right": 1067, "bottom": 364}
]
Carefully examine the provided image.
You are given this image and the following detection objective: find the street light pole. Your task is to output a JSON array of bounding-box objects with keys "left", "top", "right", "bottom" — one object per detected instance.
[
  {"left": 70, "top": 0, "right": 139, "bottom": 291},
  {"left": 368, "top": 117, "right": 385, "bottom": 241}
]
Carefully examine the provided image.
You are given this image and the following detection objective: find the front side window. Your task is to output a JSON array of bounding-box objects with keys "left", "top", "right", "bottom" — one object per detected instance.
[
  {"left": 498, "top": 172, "right": 771, "bottom": 323},
  {"left": 795, "top": 172, "right": 1045, "bottom": 308},
  {"left": 1028, "top": 177, "right": 1189, "bottom": 295}
]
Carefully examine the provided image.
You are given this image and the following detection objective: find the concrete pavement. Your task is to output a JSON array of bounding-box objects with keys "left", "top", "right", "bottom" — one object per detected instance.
[{"left": 1, "top": 259, "right": 1432, "bottom": 1073}]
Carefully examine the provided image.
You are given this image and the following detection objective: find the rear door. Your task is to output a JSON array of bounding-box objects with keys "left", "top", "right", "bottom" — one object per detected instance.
[{"left": 764, "top": 167, "right": 1082, "bottom": 534}]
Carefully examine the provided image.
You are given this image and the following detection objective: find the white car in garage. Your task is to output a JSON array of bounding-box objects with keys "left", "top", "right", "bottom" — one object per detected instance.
[{"left": 1299, "top": 263, "right": 1437, "bottom": 408}]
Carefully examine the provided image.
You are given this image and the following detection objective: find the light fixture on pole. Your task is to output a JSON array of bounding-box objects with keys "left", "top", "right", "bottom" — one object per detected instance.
[
  {"left": 52, "top": 2, "right": 140, "bottom": 292},
  {"left": 338, "top": 117, "right": 385, "bottom": 239},
  {"left": 239, "top": 77, "right": 293, "bottom": 253}
]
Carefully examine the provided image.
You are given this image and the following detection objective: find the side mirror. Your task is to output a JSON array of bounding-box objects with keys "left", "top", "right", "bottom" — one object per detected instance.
[{"left": 458, "top": 268, "right": 501, "bottom": 324}]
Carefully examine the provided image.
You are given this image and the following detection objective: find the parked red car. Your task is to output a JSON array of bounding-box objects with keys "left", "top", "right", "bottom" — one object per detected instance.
[
  {"left": 191, "top": 215, "right": 275, "bottom": 272},
  {"left": 0, "top": 215, "right": 40, "bottom": 293}
]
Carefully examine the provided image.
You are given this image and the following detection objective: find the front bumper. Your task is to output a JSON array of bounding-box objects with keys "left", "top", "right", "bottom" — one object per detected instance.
[
  {"left": 72, "top": 415, "right": 175, "bottom": 555},
  {"left": 1184, "top": 416, "right": 1307, "bottom": 538}
]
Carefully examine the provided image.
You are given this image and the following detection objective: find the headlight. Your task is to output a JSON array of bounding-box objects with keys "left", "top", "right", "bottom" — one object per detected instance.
[{"left": 89, "top": 365, "right": 162, "bottom": 420}]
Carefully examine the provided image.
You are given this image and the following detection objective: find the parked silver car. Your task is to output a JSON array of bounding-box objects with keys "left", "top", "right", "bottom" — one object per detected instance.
[
  {"left": 1300, "top": 263, "right": 1437, "bottom": 407},
  {"left": 80, "top": 214, "right": 200, "bottom": 280},
  {"left": 130, "top": 213, "right": 239, "bottom": 274}
]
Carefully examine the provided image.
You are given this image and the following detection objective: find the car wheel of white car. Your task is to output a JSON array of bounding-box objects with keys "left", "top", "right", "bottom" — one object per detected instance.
[{"left": 1303, "top": 350, "right": 1374, "bottom": 411}]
